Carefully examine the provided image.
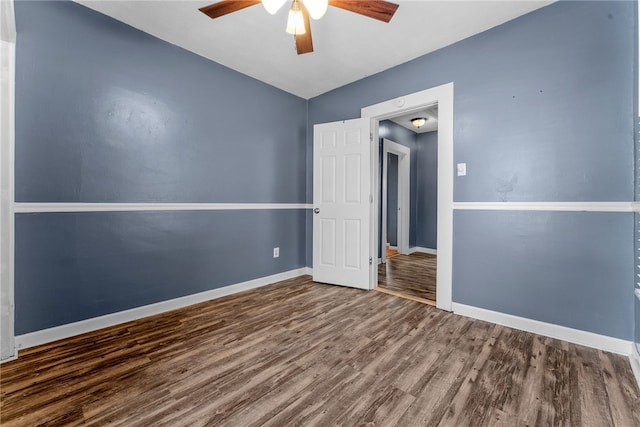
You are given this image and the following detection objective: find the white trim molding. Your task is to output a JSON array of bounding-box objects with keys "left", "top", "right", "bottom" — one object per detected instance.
[
  {"left": 0, "top": 30, "right": 16, "bottom": 361},
  {"left": 452, "top": 303, "right": 633, "bottom": 355},
  {"left": 0, "top": 0, "right": 16, "bottom": 43},
  {"left": 630, "top": 344, "right": 640, "bottom": 391},
  {"left": 409, "top": 247, "right": 437, "bottom": 255},
  {"left": 453, "top": 202, "right": 636, "bottom": 213},
  {"left": 0, "top": 353, "right": 16, "bottom": 364},
  {"left": 14, "top": 203, "right": 312, "bottom": 213},
  {"left": 15, "top": 267, "right": 310, "bottom": 350}
]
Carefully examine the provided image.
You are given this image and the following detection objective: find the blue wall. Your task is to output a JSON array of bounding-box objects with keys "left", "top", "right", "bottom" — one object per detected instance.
[
  {"left": 416, "top": 131, "right": 438, "bottom": 250},
  {"left": 16, "top": 1, "right": 307, "bottom": 203},
  {"left": 308, "top": 2, "right": 633, "bottom": 202},
  {"left": 308, "top": 1, "right": 634, "bottom": 339},
  {"left": 15, "top": 210, "right": 305, "bottom": 334},
  {"left": 453, "top": 210, "right": 633, "bottom": 339},
  {"left": 14, "top": 1, "right": 308, "bottom": 333}
]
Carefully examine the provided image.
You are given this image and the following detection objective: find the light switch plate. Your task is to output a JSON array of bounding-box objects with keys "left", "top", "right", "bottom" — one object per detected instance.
[{"left": 457, "top": 163, "right": 467, "bottom": 176}]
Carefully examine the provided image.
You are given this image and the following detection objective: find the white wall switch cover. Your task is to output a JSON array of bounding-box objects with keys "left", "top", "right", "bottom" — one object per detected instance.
[
  {"left": 457, "top": 163, "right": 467, "bottom": 176},
  {"left": 273, "top": 247, "right": 279, "bottom": 258}
]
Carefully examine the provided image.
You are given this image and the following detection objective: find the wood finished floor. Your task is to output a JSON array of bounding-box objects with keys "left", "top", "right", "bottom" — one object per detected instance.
[
  {"left": 1, "top": 275, "right": 639, "bottom": 426},
  {"left": 378, "top": 253, "right": 437, "bottom": 303}
]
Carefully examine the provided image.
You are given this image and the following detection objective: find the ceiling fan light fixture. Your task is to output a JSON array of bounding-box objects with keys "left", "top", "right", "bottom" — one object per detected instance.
[
  {"left": 303, "top": 0, "right": 328, "bottom": 20},
  {"left": 199, "top": 0, "right": 399, "bottom": 55},
  {"left": 262, "top": 0, "right": 287, "bottom": 15},
  {"left": 286, "top": 0, "right": 306, "bottom": 35},
  {"left": 411, "top": 117, "right": 427, "bottom": 129}
]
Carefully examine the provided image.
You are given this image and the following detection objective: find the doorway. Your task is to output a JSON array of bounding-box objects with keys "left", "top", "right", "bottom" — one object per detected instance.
[
  {"left": 381, "top": 138, "right": 410, "bottom": 263},
  {"left": 378, "top": 114, "right": 438, "bottom": 305},
  {"left": 361, "top": 83, "right": 453, "bottom": 312},
  {"left": 385, "top": 152, "right": 399, "bottom": 257}
]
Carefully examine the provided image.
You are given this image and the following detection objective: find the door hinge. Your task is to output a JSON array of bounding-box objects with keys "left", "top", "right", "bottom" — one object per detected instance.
[
  {"left": 369, "top": 257, "right": 373, "bottom": 265},
  {"left": 370, "top": 133, "right": 373, "bottom": 142},
  {"left": 369, "top": 194, "right": 373, "bottom": 203}
]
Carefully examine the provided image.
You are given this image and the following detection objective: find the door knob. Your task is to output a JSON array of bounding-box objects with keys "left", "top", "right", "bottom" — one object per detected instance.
[{"left": 314, "top": 208, "right": 320, "bottom": 214}]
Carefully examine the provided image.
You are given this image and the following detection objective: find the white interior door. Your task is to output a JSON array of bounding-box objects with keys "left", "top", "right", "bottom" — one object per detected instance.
[{"left": 313, "top": 118, "right": 371, "bottom": 289}]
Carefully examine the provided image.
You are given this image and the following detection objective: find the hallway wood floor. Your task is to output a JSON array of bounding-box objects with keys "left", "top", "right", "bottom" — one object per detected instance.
[
  {"left": 1, "top": 275, "right": 638, "bottom": 426},
  {"left": 378, "top": 252, "right": 437, "bottom": 303}
]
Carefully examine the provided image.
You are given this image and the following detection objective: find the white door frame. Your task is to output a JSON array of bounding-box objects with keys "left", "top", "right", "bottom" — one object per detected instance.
[
  {"left": 381, "top": 139, "right": 410, "bottom": 263},
  {"left": 1, "top": 0, "right": 17, "bottom": 362},
  {"left": 362, "top": 83, "right": 454, "bottom": 312}
]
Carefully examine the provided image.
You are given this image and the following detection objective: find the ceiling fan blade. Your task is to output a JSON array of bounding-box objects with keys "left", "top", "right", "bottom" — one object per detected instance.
[
  {"left": 199, "top": 0, "right": 261, "bottom": 19},
  {"left": 328, "top": 0, "right": 399, "bottom": 23},
  {"left": 295, "top": 4, "right": 314, "bottom": 55}
]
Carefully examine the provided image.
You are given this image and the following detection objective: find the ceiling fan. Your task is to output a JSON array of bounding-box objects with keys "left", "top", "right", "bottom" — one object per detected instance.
[{"left": 199, "top": 0, "right": 399, "bottom": 55}]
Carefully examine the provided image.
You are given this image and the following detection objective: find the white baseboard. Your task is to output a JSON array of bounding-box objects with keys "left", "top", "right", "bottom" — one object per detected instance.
[
  {"left": 409, "top": 247, "right": 437, "bottom": 255},
  {"left": 15, "top": 267, "right": 310, "bottom": 351},
  {"left": 452, "top": 303, "right": 632, "bottom": 355},
  {"left": 0, "top": 352, "right": 17, "bottom": 364},
  {"left": 303, "top": 267, "right": 312, "bottom": 276},
  {"left": 630, "top": 344, "right": 640, "bottom": 391}
]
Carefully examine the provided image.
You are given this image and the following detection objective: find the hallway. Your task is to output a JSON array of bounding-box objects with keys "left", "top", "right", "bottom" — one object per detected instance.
[{"left": 377, "top": 252, "right": 436, "bottom": 304}]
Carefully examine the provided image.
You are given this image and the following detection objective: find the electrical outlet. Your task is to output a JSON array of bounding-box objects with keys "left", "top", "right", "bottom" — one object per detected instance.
[
  {"left": 457, "top": 163, "right": 467, "bottom": 176},
  {"left": 273, "top": 247, "right": 279, "bottom": 258}
]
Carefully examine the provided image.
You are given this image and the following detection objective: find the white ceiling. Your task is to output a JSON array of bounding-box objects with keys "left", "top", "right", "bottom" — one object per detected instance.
[
  {"left": 390, "top": 105, "right": 438, "bottom": 133},
  {"left": 76, "top": 0, "right": 553, "bottom": 99}
]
